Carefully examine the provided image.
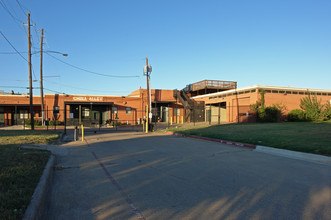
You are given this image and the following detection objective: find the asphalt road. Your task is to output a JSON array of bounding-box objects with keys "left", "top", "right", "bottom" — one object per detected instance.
[{"left": 45, "top": 131, "right": 331, "bottom": 220}]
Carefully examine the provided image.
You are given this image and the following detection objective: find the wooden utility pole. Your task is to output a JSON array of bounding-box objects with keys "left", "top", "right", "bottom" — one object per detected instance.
[
  {"left": 27, "top": 12, "right": 34, "bottom": 130},
  {"left": 146, "top": 57, "right": 150, "bottom": 127},
  {"left": 143, "top": 57, "right": 152, "bottom": 132},
  {"left": 40, "top": 28, "right": 44, "bottom": 125}
]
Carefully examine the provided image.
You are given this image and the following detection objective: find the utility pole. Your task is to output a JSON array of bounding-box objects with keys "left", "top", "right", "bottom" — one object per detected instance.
[
  {"left": 143, "top": 57, "right": 152, "bottom": 132},
  {"left": 40, "top": 28, "right": 44, "bottom": 125},
  {"left": 27, "top": 12, "right": 34, "bottom": 130}
]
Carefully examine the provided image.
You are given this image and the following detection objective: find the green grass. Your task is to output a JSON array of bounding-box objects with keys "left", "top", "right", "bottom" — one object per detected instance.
[
  {"left": 168, "top": 122, "right": 331, "bottom": 156},
  {"left": 0, "top": 130, "right": 60, "bottom": 145},
  {"left": 0, "top": 130, "right": 59, "bottom": 220}
]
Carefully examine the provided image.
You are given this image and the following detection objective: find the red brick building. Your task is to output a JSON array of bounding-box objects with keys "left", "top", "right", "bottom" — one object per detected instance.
[
  {"left": 1, "top": 80, "right": 330, "bottom": 126},
  {"left": 0, "top": 88, "right": 183, "bottom": 126}
]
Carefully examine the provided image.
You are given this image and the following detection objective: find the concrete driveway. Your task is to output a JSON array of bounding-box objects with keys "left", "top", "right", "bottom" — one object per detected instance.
[{"left": 45, "top": 131, "right": 331, "bottom": 220}]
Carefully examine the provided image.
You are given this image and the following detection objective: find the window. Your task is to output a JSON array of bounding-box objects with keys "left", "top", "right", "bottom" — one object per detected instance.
[
  {"left": 272, "top": 90, "right": 278, "bottom": 93},
  {"left": 53, "top": 106, "right": 60, "bottom": 114},
  {"left": 126, "top": 107, "right": 131, "bottom": 114},
  {"left": 292, "top": 91, "right": 298, "bottom": 94},
  {"left": 83, "top": 108, "right": 89, "bottom": 117},
  {"left": 174, "top": 109, "right": 180, "bottom": 116},
  {"left": 20, "top": 110, "right": 29, "bottom": 119},
  {"left": 112, "top": 107, "right": 118, "bottom": 114}
]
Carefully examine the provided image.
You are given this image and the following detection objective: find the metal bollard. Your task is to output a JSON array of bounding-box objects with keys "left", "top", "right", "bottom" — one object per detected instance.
[
  {"left": 74, "top": 126, "right": 78, "bottom": 141},
  {"left": 81, "top": 124, "right": 84, "bottom": 142}
]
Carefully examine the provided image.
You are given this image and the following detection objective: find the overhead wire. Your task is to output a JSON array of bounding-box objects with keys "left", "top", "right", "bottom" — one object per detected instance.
[
  {"left": 43, "top": 79, "right": 132, "bottom": 94},
  {"left": 0, "top": 31, "right": 28, "bottom": 62},
  {"left": 0, "top": 0, "right": 28, "bottom": 35},
  {"left": 0, "top": 31, "right": 38, "bottom": 81},
  {"left": 43, "top": 88, "right": 64, "bottom": 94},
  {"left": 15, "top": 0, "right": 28, "bottom": 16},
  {"left": 45, "top": 52, "right": 140, "bottom": 78}
]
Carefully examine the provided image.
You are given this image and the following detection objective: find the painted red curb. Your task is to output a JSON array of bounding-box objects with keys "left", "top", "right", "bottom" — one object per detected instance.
[{"left": 167, "top": 132, "right": 256, "bottom": 149}]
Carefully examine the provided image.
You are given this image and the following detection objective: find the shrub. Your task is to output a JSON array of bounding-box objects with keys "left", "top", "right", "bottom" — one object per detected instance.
[
  {"left": 324, "top": 103, "right": 331, "bottom": 120},
  {"left": 300, "top": 92, "right": 331, "bottom": 121},
  {"left": 49, "top": 120, "right": 62, "bottom": 126},
  {"left": 287, "top": 109, "right": 307, "bottom": 122},
  {"left": 24, "top": 119, "right": 31, "bottom": 125},
  {"left": 34, "top": 120, "right": 42, "bottom": 126},
  {"left": 23, "top": 119, "right": 42, "bottom": 126},
  {"left": 111, "top": 121, "right": 121, "bottom": 126},
  {"left": 257, "top": 106, "right": 281, "bottom": 122}
]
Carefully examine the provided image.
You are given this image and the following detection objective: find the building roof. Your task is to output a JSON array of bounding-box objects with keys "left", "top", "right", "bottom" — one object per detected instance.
[{"left": 192, "top": 85, "right": 331, "bottom": 99}]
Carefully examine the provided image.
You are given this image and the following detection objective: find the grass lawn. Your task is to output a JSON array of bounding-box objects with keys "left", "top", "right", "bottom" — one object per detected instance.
[
  {"left": 168, "top": 122, "right": 331, "bottom": 156},
  {"left": 0, "top": 130, "right": 60, "bottom": 220}
]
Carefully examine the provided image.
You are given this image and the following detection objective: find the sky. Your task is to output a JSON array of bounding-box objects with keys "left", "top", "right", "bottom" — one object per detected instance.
[{"left": 1, "top": 0, "right": 331, "bottom": 96}]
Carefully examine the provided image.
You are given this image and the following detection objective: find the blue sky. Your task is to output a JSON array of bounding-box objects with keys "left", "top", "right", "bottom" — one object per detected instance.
[{"left": 1, "top": 0, "right": 331, "bottom": 95}]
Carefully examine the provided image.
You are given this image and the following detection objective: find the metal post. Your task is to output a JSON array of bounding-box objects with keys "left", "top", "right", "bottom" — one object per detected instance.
[
  {"left": 79, "top": 105, "right": 81, "bottom": 134},
  {"left": 146, "top": 105, "right": 148, "bottom": 133},
  {"left": 218, "top": 103, "right": 221, "bottom": 125},
  {"left": 64, "top": 105, "right": 67, "bottom": 134},
  {"left": 193, "top": 109, "right": 195, "bottom": 126},
  {"left": 74, "top": 126, "right": 77, "bottom": 141},
  {"left": 81, "top": 124, "right": 84, "bottom": 142},
  {"left": 209, "top": 105, "right": 211, "bottom": 125}
]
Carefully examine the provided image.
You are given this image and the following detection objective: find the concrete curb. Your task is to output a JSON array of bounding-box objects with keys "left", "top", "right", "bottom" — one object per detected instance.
[
  {"left": 23, "top": 154, "right": 55, "bottom": 220},
  {"left": 255, "top": 145, "right": 331, "bottom": 164},
  {"left": 166, "top": 131, "right": 256, "bottom": 149},
  {"left": 167, "top": 131, "right": 331, "bottom": 164}
]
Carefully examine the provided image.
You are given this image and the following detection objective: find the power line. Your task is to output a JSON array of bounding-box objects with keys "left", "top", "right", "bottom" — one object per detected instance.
[
  {"left": 0, "top": 31, "right": 28, "bottom": 62},
  {"left": 43, "top": 79, "right": 132, "bottom": 93},
  {"left": 0, "top": 0, "right": 21, "bottom": 22},
  {"left": 43, "top": 87, "right": 64, "bottom": 94},
  {"left": 0, "top": 85, "right": 28, "bottom": 89},
  {"left": 45, "top": 52, "right": 140, "bottom": 78},
  {"left": 0, "top": 0, "right": 28, "bottom": 35},
  {"left": 15, "top": 0, "right": 28, "bottom": 16}
]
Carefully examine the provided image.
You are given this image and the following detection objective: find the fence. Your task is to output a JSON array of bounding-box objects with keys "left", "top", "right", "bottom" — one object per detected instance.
[{"left": 1, "top": 104, "right": 262, "bottom": 132}]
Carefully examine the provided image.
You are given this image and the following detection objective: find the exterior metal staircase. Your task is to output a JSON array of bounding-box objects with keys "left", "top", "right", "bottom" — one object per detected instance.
[{"left": 174, "top": 90, "right": 204, "bottom": 122}]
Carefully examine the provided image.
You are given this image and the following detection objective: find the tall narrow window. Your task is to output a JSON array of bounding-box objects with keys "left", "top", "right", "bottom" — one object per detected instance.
[{"left": 126, "top": 107, "right": 132, "bottom": 114}]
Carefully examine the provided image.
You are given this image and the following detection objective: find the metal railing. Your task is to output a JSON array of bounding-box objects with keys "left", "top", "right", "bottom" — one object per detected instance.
[{"left": 192, "top": 80, "right": 237, "bottom": 91}]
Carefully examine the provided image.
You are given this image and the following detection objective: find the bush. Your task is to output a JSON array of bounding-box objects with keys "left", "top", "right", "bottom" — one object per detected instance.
[
  {"left": 24, "top": 119, "right": 31, "bottom": 125},
  {"left": 257, "top": 106, "right": 280, "bottom": 122},
  {"left": 111, "top": 121, "right": 121, "bottom": 126},
  {"left": 34, "top": 120, "right": 42, "bottom": 126},
  {"left": 324, "top": 103, "right": 331, "bottom": 120},
  {"left": 287, "top": 109, "right": 307, "bottom": 122},
  {"left": 49, "top": 120, "right": 62, "bottom": 126},
  {"left": 300, "top": 92, "right": 331, "bottom": 121},
  {"left": 23, "top": 119, "right": 42, "bottom": 126}
]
